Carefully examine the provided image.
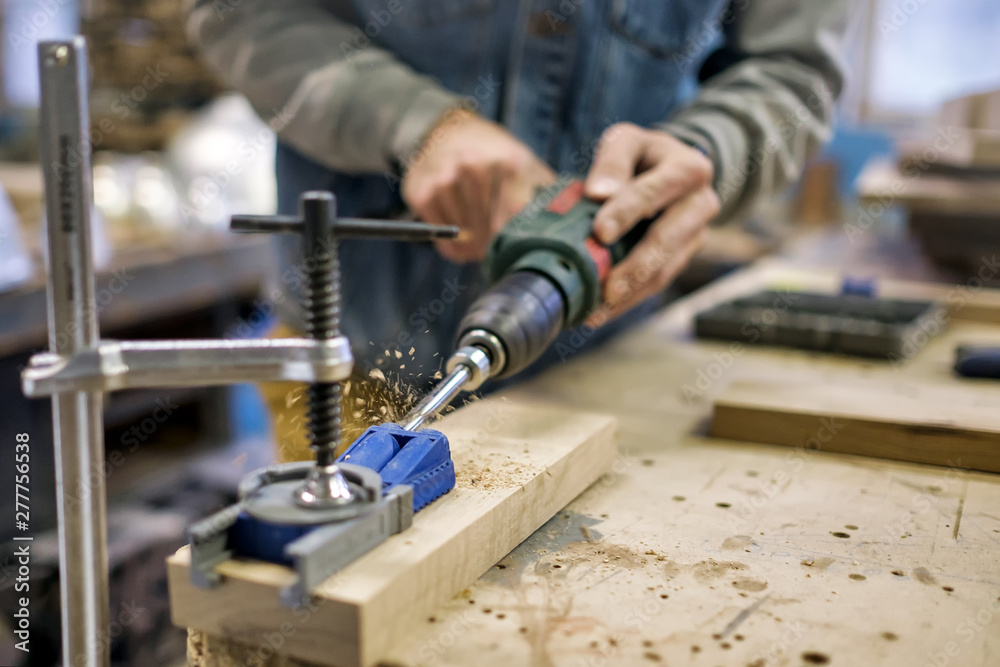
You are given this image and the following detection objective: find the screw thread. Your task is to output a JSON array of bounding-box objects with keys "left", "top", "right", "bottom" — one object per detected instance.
[{"left": 304, "top": 237, "right": 342, "bottom": 467}]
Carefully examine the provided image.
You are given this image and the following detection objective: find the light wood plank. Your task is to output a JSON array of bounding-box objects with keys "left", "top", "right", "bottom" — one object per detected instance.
[
  {"left": 168, "top": 399, "right": 617, "bottom": 666},
  {"left": 856, "top": 159, "right": 1000, "bottom": 216},
  {"left": 711, "top": 379, "right": 1000, "bottom": 473}
]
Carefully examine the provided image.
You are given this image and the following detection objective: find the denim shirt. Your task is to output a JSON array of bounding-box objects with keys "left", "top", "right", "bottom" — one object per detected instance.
[
  {"left": 278, "top": 0, "right": 727, "bottom": 218},
  {"left": 188, "top": 0, "right": 848, "bottom": 379}
]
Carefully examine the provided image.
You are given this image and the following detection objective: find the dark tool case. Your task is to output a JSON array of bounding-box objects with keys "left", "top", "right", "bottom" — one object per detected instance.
[{"left": 694, "top": 290, "right": 947, "bottom": 359}]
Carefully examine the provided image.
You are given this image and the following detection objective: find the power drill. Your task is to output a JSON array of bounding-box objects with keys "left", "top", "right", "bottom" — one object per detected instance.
[{"left": 401, "top": 177, "right": 654, "bottom": 429}]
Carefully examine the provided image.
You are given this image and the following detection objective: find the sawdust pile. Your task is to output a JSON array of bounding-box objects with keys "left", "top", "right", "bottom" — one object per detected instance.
[
  {"left": 188, "top": 628, "right": 321, "bottom": 666},
  {"left": 456, "top": 454, "right": 536, "bottom": 491}
]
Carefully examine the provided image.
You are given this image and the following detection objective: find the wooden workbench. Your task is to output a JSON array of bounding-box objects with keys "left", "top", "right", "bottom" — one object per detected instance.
[{"left": 188, "top": 254, "right": 1000, "bottom": 666}]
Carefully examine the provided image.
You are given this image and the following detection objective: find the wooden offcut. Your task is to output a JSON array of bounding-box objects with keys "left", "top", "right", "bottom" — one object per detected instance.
[
  {"left": 168, "top": 399, "right": 617, "bottom": 667},
  {"left": 711, "top": 379, "right": 1000, "bottom": 473}
]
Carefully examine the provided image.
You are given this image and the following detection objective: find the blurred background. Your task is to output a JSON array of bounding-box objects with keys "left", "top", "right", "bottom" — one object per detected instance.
[{"left": 0, "top": 0, "right": 998, "bottom": 664}]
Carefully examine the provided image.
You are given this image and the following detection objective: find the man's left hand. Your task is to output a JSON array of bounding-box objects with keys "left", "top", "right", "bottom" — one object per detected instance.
[{"left": 583, "top": 123, "right": 720, "bottom": 327}]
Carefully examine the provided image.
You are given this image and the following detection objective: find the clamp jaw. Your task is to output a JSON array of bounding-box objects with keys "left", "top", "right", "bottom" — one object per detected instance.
[{"left": 189, "top": 424, "right": 454, "bottom": 606}]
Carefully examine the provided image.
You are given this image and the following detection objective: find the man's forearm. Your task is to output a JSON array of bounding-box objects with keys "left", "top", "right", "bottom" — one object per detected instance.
[
  {"left": 185, "top": 0, "right": 462, "bottom": 174},
  {"left": 662, "top": 0, "right": 852, "bottom": 222}
]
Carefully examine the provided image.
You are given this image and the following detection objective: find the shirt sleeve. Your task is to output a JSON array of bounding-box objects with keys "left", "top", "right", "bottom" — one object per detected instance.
[
  {"left": 660, "top": 0, "right": 854, "bottom": 222},
  {"left": 184, "top": 0, "right": 464, "bottom": 174}
]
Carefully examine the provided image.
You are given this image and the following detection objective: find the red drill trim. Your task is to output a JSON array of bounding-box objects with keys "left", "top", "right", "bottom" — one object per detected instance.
[
  {"left": 585, "top": 237, "right": 612, "bottom": 282},
  {"left": 547, "top": 180, "right": 585, "bottom": 215}
]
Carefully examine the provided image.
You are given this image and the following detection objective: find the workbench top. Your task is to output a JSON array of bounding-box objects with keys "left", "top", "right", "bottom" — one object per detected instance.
[{"left": 375, "top": 259, "right": 1000, "bottom": 667}]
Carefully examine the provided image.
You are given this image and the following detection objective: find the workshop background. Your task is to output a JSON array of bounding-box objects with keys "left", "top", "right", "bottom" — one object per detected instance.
[{"left": 1, "top": 0, "right": 1000, "bottom": 665}]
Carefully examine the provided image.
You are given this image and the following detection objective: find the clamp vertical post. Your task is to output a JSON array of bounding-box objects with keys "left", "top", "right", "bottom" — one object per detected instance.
[{"left": 38, "top": 38, "right": 109, "bottom": 667}]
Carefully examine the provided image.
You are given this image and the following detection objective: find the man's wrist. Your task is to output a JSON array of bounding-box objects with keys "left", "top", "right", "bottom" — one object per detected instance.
[{"left": 660, "top": 122, "right": 725, "bottom": 208}]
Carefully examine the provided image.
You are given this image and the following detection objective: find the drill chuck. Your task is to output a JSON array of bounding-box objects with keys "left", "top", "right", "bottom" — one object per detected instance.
[
  {"left": 455, "top": 270, "right": 566, "bottom": 380},
  {"left": 399, "top": 271, "right": 565, "bottom": 431}
]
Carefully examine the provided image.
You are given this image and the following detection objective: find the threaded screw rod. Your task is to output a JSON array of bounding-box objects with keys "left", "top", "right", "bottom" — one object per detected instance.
[{"left": 301, "top": 192, "right": 342, "bottom": 467}]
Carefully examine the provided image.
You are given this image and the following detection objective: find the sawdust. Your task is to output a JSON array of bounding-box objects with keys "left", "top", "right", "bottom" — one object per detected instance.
[
  {"left": 560, "top": 540, "right": 645, "bottom": 568},
  {"left": 721, "top": 535, "right": 754, "bottom": 550},
  {"left": 732, "top": 577, "right": 769, "bottom": 592},
  {"left": 187, "top": 629, "right": 323, "bottom": 666},
  {"left": 692, "top": 560, "right": 749, "bottom": 583},
  {"left": 455, "top": 454, "right": 536, "bottom": 490},
  {"left": 348, "top": 372, "right": 416, "bottom": 432}
]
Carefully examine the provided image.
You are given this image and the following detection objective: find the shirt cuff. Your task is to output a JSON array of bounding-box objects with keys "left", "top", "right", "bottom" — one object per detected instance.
[
  {"left": 388, "top": 85, "right": 466, "bottom": 174},
  {"left": 660, "top": 109, "right": 751, "bottom": 222}
]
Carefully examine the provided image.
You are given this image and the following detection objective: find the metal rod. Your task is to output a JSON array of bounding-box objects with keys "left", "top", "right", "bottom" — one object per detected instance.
[
  {"left": 230, "top": 214, "right": 460, "bottom": 241},
  {"left": 38, "top": 38, "right": 109, "bottom": 667},
  {"left": 399, "top": 364, "right": 472, "bottom": 431}
]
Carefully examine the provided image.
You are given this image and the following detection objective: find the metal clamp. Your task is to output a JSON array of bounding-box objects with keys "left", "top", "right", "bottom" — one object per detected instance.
[{"left": 22, "top": 337, "right": 353, "bottom": 396}]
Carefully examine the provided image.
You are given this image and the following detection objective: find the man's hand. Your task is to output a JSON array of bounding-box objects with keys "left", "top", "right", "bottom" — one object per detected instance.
[
  {"left": 403, "top": 109, "right": 557, "bottom": 263},
  {"left": 583, "top": 123, "right": 720, "bottom": 327}
]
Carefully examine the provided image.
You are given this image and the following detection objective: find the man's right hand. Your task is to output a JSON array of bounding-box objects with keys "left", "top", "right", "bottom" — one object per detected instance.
[{"left": 402, "top": 109, "right": 557, "bottom": 263}]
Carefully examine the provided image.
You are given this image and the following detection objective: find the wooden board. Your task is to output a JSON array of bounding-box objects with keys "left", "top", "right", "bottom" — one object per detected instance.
[
  {"left": 856, "top": 159, "right": 1000, "bottom": 216},
  {"left": 711, "top": 379, "right": 1000, "bottom": 473},
  {"left": 900, "top": 128, "right": 1000, "bottom": 170},
  {"left": 168, "top": 399, "right": 617, "bottom": 667}
]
